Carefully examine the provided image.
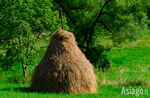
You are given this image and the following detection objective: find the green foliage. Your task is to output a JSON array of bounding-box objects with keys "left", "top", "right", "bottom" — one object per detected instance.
[
  {"left": 101, "top": 0, "right": 149, "bottom": 44},
  {"left": 0, "top": 50, "right": 15, "bottom": 70},
  {"left": 53, "top": 0, "right": 149, "bottom": 70},
  {"left": 86, "top": 44, "right": 111, "bottom": 71},
  {"left": 0, "top": 0, "right": 66, "bottom": 72},
  {"left": 54, "top": 0, "right": 149, "bottom": 46},
  {"left": 0, "top": 62, "right": 33, "bottom": 83}
]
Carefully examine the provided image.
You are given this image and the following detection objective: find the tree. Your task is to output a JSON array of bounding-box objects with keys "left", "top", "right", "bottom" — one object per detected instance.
[
  {"left": 53, "top": 0, "right": 149, "bottom": 68},
  {"left": 0, "top": 0, "right": 66, "bottom": 77}
]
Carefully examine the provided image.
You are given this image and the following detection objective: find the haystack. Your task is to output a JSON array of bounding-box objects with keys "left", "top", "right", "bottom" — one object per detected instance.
[{"left": 30, "top": 29, "right": 97, "bottom": 94}]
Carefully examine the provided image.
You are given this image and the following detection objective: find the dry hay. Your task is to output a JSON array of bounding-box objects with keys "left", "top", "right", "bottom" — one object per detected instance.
[{"left": 30, "top": 29, "right": 97, "bottom": 94}]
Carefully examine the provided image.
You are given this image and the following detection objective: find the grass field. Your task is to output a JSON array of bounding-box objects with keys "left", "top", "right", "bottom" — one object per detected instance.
[
  {"left": 0, "top": 34, "right": 150, "bottom": 98},
  {"left": 0, "top": 83, "right": 149, "bottom": 98}
]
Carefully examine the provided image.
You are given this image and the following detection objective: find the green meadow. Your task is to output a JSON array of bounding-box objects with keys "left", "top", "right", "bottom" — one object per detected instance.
[{"left": 0, "top": 34, "right": 150, "bottom": 98}]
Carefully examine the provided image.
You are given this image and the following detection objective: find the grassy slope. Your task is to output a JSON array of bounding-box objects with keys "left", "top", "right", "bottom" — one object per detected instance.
[
  {"left": 0, "top": 34, "right": 150, "bottom": 97},
  {"left": 97, "top": 46, "right": 150, "bottom": 87}
]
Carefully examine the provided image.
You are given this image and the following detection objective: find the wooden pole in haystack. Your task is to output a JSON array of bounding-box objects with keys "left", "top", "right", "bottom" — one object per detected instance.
[{"left": 60, "top": 8, "right": 64, "bottom": 30}]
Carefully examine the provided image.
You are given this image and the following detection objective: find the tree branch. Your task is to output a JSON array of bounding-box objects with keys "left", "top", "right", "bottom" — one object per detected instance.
[
  {"left": 96, "top": 0, "right": 102, "bottom": 7},
  {"left": 101, "top": 12, "right": 109, "bottom": 16},
  {"left": 98, "top": 20, "right": 112, "bottom": 33},
  {"left": 88, "top": 0, "right": 111, "bottom": 46},
  {"left": 54, "top": 0, "right": 76, "bottom": 25},
  {"left": 93, "top": 0, "right": 111, "bottom": 28}
]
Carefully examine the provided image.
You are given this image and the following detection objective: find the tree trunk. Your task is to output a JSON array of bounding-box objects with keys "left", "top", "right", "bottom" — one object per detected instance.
[{"left": 22, "top": 63, "right": 27, "bottom": 77}]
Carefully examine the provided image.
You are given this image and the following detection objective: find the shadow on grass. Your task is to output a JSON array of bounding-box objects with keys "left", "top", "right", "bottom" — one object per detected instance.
[
  {"left": 1, "top": 87, "right": 98, "bottom": 97},
  {"left": 1, "top": 87, "right": 82, "bottom": 96},
  {"left": 14, "top": 87, "right": 33, "bottom": 93},
  {"left": 1, "top": 87, "right": 47, "bottom": 94},
  {"left": 1, "top": 86, "right": 102, "bottom": 97}
]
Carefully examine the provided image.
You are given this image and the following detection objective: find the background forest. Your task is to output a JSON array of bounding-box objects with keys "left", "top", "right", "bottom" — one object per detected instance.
[{"left": 0, "top": 0, "right": 150, "bottom": 97}]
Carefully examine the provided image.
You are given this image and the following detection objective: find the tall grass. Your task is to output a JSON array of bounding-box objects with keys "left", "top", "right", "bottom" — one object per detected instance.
[{"left": 97, "top": 46, "right": 150, "bottom": 87}]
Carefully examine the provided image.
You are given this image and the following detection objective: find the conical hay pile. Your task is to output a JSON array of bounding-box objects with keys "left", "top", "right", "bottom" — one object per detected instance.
[{"left": 30, "top": 29, "right": 97, "bottom": 94}]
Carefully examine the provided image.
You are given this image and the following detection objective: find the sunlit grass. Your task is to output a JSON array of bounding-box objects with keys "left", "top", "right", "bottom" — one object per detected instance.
[
  {"left": 0, "top": 83, "right": 149, "bottom": 98},
  {"left": 96, "top": 45, "right": 150, "bottom": 87}
]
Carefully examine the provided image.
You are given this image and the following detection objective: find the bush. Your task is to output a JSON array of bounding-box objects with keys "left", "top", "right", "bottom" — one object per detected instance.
[{"left": 86, "top": 45, "right": 111, "bottom": 71}]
